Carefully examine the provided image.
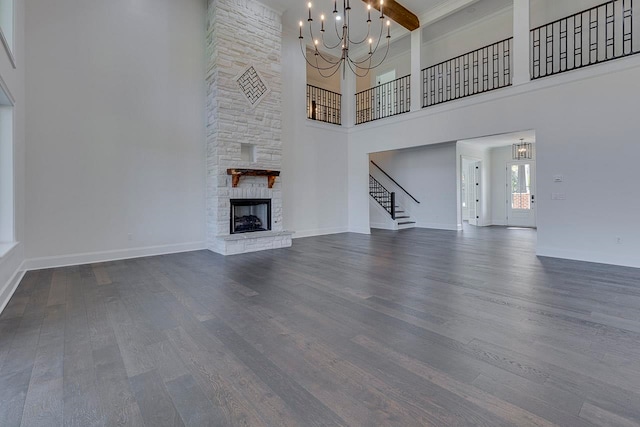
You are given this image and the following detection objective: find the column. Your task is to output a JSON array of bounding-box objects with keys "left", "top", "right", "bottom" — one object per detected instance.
[
  {"left": 410, "top": 28, "right": 422, "bottom": 112},
  {"left": 342, "top": 65, "right": 356, "bottom": 126},
  {"left": 513, "top": 0, "right": 531, "bottom": 85}
]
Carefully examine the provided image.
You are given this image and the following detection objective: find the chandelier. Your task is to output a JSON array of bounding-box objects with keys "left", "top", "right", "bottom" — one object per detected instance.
[
  {"left": 512, "top": 139, "right": 533, "bottom": 160},
  {"left": 299, "top": 0, "right": 392, "bottom": 78}
]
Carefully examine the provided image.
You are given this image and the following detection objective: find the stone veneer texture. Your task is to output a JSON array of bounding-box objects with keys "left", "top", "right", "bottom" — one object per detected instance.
[{"left": 206, "top": 0, "right": 289, "bottom": 254}]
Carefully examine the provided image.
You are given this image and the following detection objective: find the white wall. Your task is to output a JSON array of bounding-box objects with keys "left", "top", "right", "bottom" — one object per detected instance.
[
  {"left": 282, "top": 29, "right": 349, "bottom": 238},
  {"left": 370, "top": 143, "right": 458, "bottom": 230},
  {"left": 0, "top": 0, "right": 25, "bottom": 310},
  {"left": 348, "top": 56, "right": 640, "bottom": 268},
  {"left": 422, "top": 6, "right": 513, "bottom": 69},
  {"left": 530, "top": 0, "right": 608, "bottom": 28},
  {"left": 24, "top": 0, "right": 208, "bottom": 265}
]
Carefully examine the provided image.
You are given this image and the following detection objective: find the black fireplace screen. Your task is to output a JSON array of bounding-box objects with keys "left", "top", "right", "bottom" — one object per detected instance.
[{"left": 230, "top": 199, "right": 271, "bottom": 234}]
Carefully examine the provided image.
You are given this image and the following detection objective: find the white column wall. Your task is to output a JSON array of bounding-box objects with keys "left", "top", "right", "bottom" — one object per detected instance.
[
  {"left": 513, "top": 0, "right": 531, "bottom": 85},
  {"left": 410, "top": 30, "right": 421, "bottom": 112}
]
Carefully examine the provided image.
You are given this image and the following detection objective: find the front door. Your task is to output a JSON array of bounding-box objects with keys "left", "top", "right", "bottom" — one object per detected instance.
[{"left": 507, "top": 162, "right": 536, "bottom": 227}]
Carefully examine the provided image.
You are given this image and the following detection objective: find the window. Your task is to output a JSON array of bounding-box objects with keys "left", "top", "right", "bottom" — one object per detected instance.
[
  {"left": 0, "top": 85, "right": 14, "bottom": 248},
  {"left": 0, "top": 0, "right": 13, "bottom": 61}
]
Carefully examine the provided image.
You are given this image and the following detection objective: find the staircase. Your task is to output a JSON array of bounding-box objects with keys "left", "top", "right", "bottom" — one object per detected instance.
[
  {"left": 369, "top": 175, "right": 416, "bottom": 230},
  {"left": 394, "top": 207, "right": 416, "bottom": 230}
]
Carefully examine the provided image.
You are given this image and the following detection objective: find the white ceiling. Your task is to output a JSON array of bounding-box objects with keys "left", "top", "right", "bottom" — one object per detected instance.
[
  {"left": 274, "top": 0, "right": 512, "bottom": 61},
  {"left": 458, "top": 130, "right": 536, "bottom": 149},
  {"left": 266, "top": 0, "right": 449, "bottom": 17}
]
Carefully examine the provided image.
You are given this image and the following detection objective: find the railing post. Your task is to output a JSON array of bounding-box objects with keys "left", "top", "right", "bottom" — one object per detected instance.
[
  {"left": 411, "top": 29, "right": 421, "bottom": 112},
  {"left": 513, "top": 0, "right": 531, "bottom": 85},
  {"left": 391, "top": 192, "right": 396, "bottom": 220}
]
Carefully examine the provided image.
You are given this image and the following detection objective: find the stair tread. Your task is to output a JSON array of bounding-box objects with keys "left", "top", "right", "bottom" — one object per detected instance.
[
  {"left": 398, "top": 221, "right": 416, "bottom": 225},
  {"left": 395, "top": 216, "right": 410, "bottom": 219}
]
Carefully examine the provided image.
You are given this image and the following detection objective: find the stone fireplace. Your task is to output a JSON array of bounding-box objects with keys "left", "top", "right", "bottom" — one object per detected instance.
[{"left": 206, "top": 0, "right": 292, "bottom": 255}]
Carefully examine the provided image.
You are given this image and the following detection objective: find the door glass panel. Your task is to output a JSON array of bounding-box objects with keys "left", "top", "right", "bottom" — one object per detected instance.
[{"left": 511, "top": 164, "right": 531, "bottom": 210}]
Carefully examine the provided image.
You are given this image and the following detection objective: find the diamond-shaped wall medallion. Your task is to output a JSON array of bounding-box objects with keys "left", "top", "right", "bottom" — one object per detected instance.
[{"left": 236, "top": 66, "right": 270, "bottom": 109}]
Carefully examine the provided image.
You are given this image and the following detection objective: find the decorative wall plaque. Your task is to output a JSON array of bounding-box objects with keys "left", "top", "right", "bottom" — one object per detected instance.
[{"left": 236, "top": 66, "right": 270, "bottom": 108}]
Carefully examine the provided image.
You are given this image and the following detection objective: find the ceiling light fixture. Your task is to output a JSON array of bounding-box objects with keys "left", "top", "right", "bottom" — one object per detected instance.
[
  {"left": 299, "top": 0, "right": 392, "bottom": 78},
  {"left": 512, "top": 138, "right": 533, "bottom": 160}
]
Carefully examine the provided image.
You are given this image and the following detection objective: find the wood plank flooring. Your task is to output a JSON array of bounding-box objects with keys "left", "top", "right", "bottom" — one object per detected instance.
[{"left": 2, "top": 227, "right": 640, "bottom": 426}]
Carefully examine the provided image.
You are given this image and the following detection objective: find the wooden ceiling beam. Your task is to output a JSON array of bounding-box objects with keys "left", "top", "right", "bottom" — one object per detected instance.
[{"left": 364, "top": 0, "right": 420, "bottom": 32}]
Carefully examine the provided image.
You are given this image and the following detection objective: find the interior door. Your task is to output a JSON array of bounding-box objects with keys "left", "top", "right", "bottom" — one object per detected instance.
[
  {"left": 468, "top": 162, "right": 481, "bottom": 226},
  {"left": 507, "top": 162, "right": 536, "bottom": 227}
]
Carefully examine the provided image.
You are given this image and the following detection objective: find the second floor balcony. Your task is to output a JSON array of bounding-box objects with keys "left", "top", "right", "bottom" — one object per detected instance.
[{"left": 304, "top": 0, "right": 639, "bottom": 127}]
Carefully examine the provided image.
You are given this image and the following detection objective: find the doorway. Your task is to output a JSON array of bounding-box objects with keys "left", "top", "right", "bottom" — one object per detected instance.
[
  {"left": 457, "top": 130, "right": 537, "bottom": 229},
  {"left": 466, "top": 160, "right": 482, "bottom": 226},
  {"left": 506, "top": 161, "right": 536, "bottom": 227}
]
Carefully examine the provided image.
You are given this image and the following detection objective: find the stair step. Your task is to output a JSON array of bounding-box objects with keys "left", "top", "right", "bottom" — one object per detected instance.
[
  {"left": 397, "top": 221, "right": 416, "bottom": 225},
  {"left": 395, "top": 216, "right": 410, "bottom": 219}
]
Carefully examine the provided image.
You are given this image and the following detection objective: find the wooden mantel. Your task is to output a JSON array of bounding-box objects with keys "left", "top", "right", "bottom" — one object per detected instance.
[{"left": 227, "top": 169, "right": 280, "bottom": 189}]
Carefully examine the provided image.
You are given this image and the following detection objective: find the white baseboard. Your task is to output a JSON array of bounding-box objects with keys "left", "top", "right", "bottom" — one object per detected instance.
[
  {"left": 0, "top": 261, "right": 26, "bottom": 314},
  {"left": 348, "top": 226, "right": 372, "bottom": 235},
  {"left": 415, "top": 222, "right": 459, "bottom": 231},
  {"left": 24, "top": 241, "right": 207, "bottom": 271},
  {"left": 537, "top": 246, "right": 640, "bottom": 269},
  {"left": 370, "top": 222, "right": 396, "bottom": 231},
  {"left": 292, "top": 227, "right": 349, "bottom": 239}
]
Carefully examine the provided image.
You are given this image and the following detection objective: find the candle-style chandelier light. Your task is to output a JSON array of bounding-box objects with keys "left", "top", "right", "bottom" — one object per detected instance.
[{"left": 299, "top": 0, "right": 392, "bottom": 78}]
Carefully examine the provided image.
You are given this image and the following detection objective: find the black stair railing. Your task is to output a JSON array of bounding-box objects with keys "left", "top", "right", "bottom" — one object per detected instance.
[
  {"left": 369, "top": 175, "right": 396, "bottom": 220},
  {"left": 422, "top": 38, "right": 513, "bottom": 108},
  {"left": 531, "top": 0, "right": 638, "bottom": 79},
  {"left": 370, "top": 161, "right": 420, "bottom": 204}
]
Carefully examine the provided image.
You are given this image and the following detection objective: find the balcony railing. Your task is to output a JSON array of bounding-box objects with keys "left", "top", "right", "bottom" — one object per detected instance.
[
  {"left": 531, "top": 0, "right": 637, "bottom": 79},
  {"left": 355, "top": 75, "right": 411, "bottom": 125},
  {"left": 422, "top": 38, "right": 513, "bottom": 108},
  {"left": 307, "top": 85, "right": 341, "bottom": 125}
]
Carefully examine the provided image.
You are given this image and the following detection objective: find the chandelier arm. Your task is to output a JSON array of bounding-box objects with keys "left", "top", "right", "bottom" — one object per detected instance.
[
  {"left": 352, "top": 39, "right": 390, "bottom": 71},
  {"left": 321, "top": 31, "right": 343, "bottom": 50},
  {"left": 306, "top": 24, "right": 342, "bottom": 67},
  {"left": 346, "top": 58, "right": 373, "bottom": 78},
  {"left": 351, "top": 53, "right": 374, "bottom": 65},
  {"left": 349, "top": 22, "right": 373, "bottom": 46},
  {"left": 349, "top": 20, "right": 384, "bottom": 65},
  {"left": 300, "top": 40, "right": 343, "bottom": 70},
  {"left": 351, "top": 29, "right": 383, "bottom": 64},
  {"left": 313, "top": 45, "right": 344, "bottom": 66},
  {"left": 316, "top": 60, "right": 343, "bottom": 78}
]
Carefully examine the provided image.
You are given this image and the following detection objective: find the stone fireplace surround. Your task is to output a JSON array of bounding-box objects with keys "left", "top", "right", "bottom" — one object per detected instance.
[{"left": 206, "top": 0, "right": 292, "bottom": 255}]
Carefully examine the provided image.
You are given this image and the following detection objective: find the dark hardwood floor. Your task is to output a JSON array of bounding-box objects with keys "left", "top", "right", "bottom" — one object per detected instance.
[{"left": 2, "top": 227, "right": 640, "bottom": 426}]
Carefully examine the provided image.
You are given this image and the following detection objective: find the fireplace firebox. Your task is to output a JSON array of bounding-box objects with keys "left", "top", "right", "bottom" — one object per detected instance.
[{"left": 230, "top": 199, "right": 271, "bottom": 234}]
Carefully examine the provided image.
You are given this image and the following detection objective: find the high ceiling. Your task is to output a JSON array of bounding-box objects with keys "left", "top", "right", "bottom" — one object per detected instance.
[
  {"left": 272, "top": 0, "right": 484, "bottom": 34},
  {"left": 266, "top": 0, "right": 451, "bottom": 18}
]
